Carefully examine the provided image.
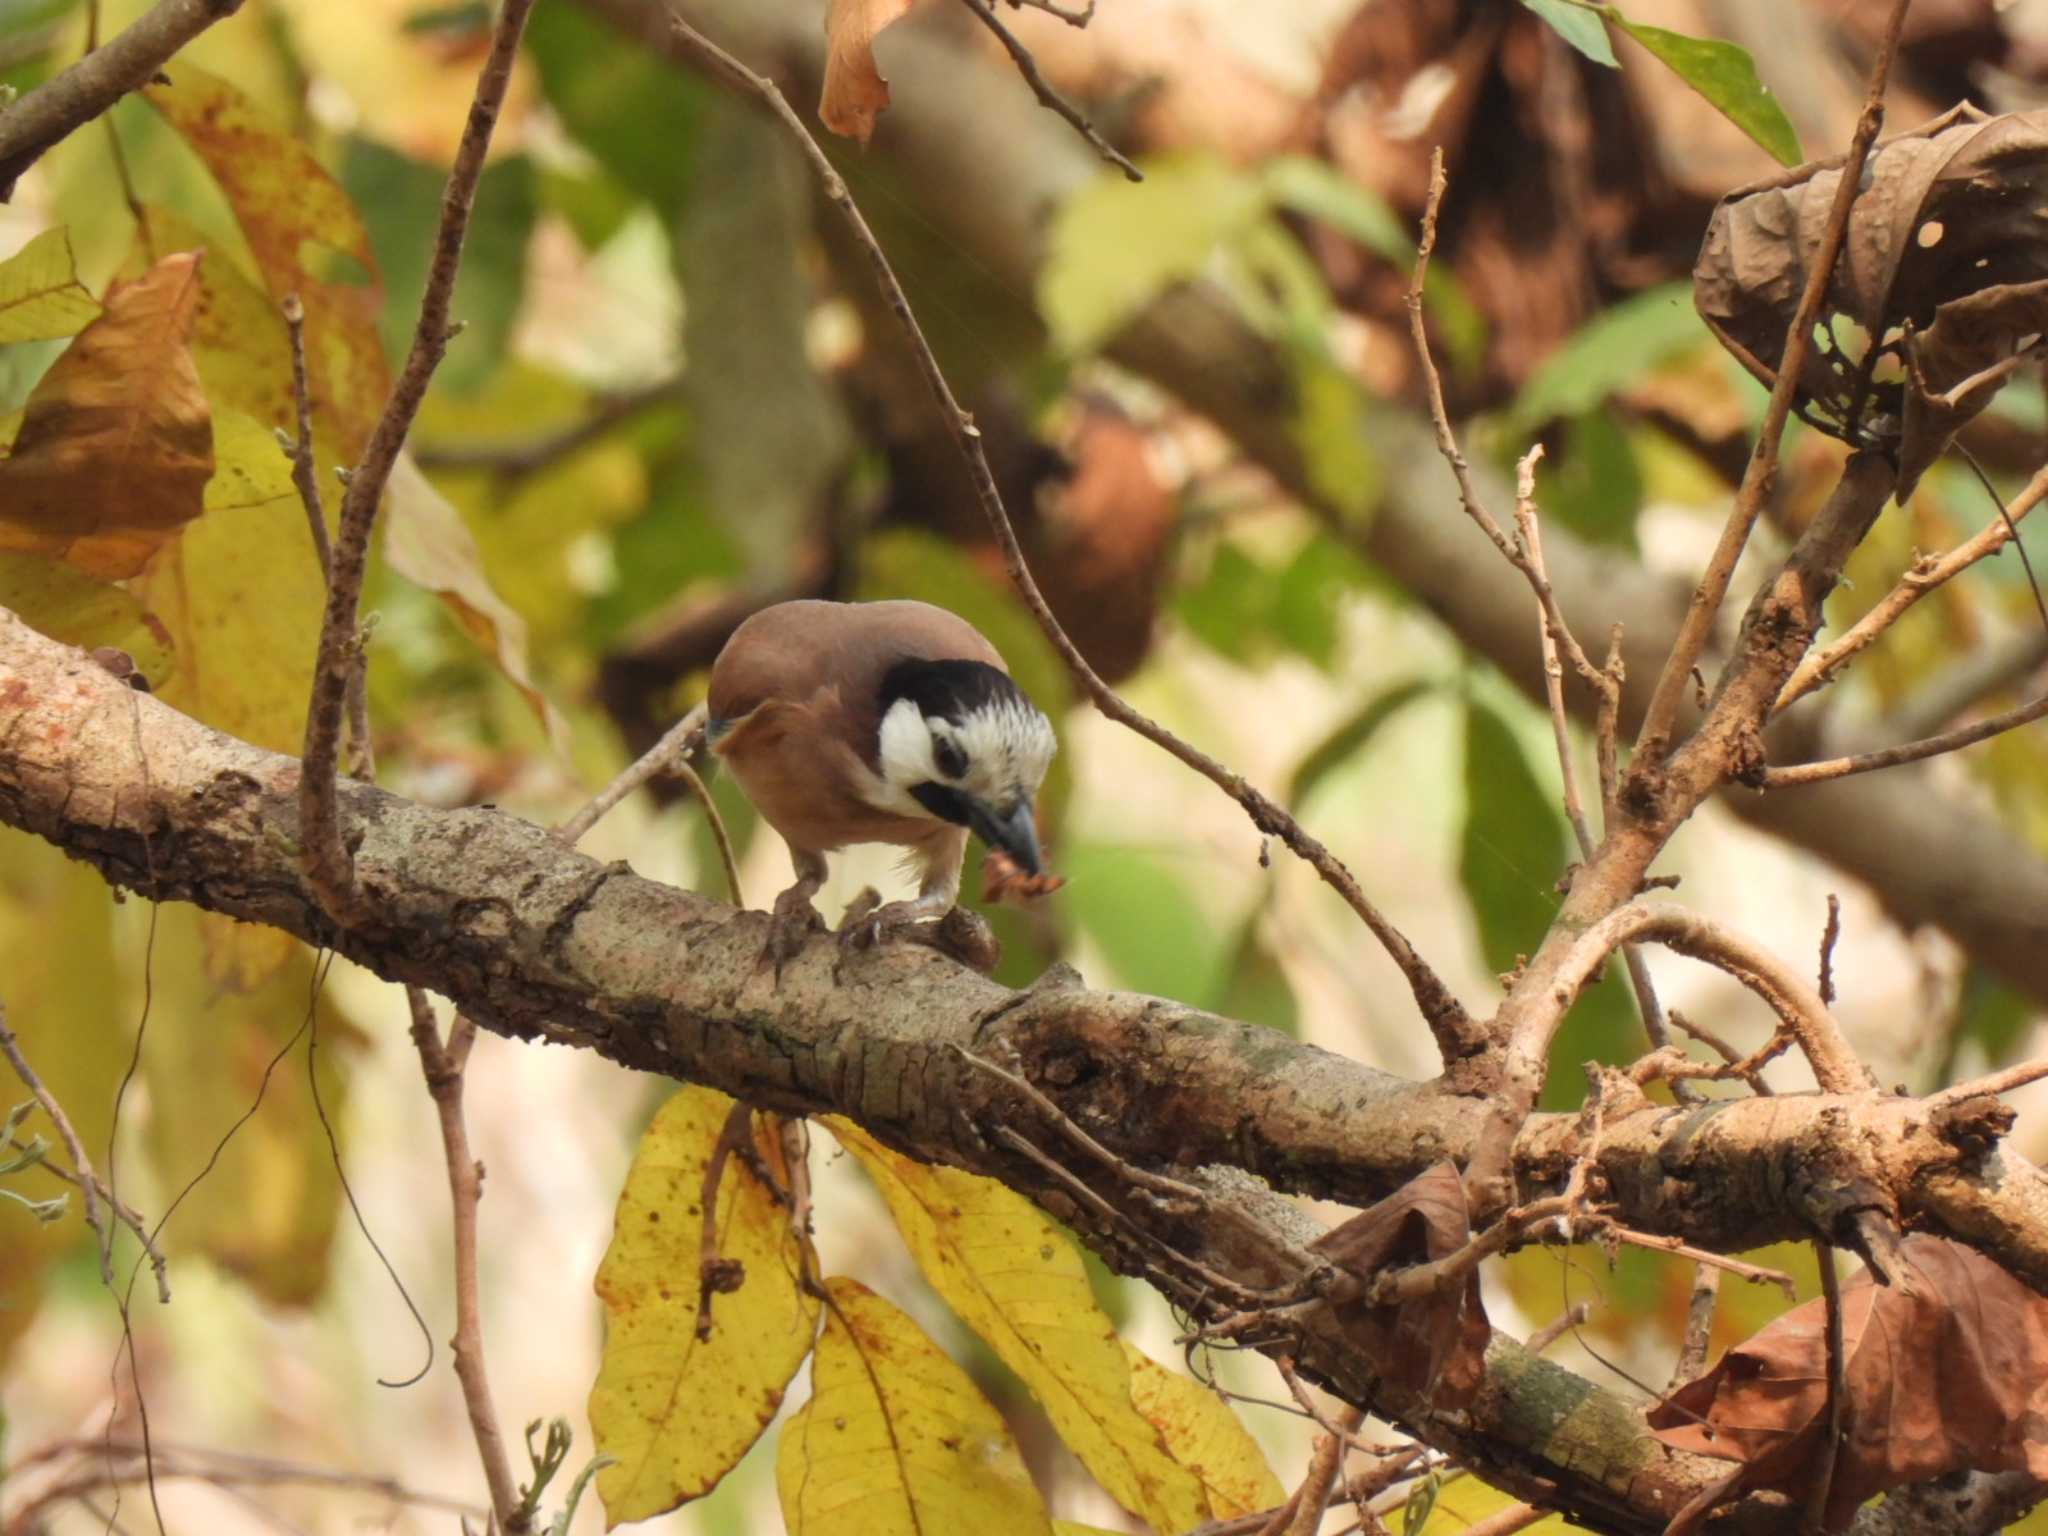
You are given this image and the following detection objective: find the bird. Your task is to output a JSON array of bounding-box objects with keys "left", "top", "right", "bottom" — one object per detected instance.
[{"left": 690, "top": 598, "right": 1058, "bottom": 964}]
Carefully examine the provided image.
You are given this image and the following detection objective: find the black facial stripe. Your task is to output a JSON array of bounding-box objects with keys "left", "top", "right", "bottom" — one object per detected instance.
[
  {"left": 932, "top": 734, "right": 968, "bottom": 780},
  {"left": 879, "top": 658, "right": 1030, "bottom": 726},
  {"left": 909, "top": 781, "right": 974, "bottom": 827}
]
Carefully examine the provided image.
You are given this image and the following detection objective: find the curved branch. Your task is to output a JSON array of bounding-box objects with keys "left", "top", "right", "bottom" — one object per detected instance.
[{"left": 1541, "top": 902, "right": 1872, "bottom": 1096}]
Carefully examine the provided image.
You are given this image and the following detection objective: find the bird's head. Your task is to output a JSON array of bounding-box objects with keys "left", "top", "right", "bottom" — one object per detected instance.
[{"left": 874, "top": 658, "right": 1057, "bottom": 874}]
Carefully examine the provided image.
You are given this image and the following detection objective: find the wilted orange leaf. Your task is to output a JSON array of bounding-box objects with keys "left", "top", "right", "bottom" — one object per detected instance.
[
  {"left": 1311, "top": 1162, "right": 1490, "bottom": 1407},
  {"left": 777, "top": 1277, "right": 1054, "bottom": 1535},
  {"left": 1649, "top": 1235, "right": 2048, "bottom": 1533},
  {"left": 0, "top": 227, "right": 100, "bottom": 343},
  {"left": 1122, "top": 1343, "right": 1283, "bottom": 1519},
  {"left": 820, "top": 0, "right": 916, "bottom": 144},
  {"left": 828, "top": 1119, "right": 1209, "bottom": 1535},
  {"left": 0, "top": 251, "right": 211, "bottom": 580},
  {"left": 590, "top": 1087, "right": 820, "bottom": 1527}
]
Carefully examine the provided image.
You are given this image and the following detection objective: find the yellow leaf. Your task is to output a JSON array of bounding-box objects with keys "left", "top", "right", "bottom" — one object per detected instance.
[
  {"left": 0, "top": 251, "right": 212, "bottom": 579},
  {"left": 144, "top": 64, "right": 389, "bottom": 460},
  {"left": 119, "top": 217, "right": 331, "bottom": 763},
  {"left": 141, "top": 905, "right": 354, "bottom": 1304},
  {"left": 383, "top": 455, "right": 561, "bottom": 741},
  {"left": 820, "top": 0, "right": 915, "bottom": 144},
  {"left": 0, "top": 551, "right": 173, "bottom": 684},
  {"left": 0, "top": 227, "right": 100, "bottom": 343},
  {"left": 0, "top": 830, "right": 125, "bottom": 1361},
  {"left": 1123, "top": 1343, "right": 1284, "bottom": 1519},
  {"left": 1408, "top": 1473, "right": 1571, "bottom": 1533},
  {"left": 206, "top": 408, "right": 298, "bottom": 512},
  {"left": 270, "top": 0, "right": 536, "bottom": 163},
  {"left": 778, "top": 1276, "right": 1054, "bottom": 1536},
  {"left": 1052, "top": 1525, "right": 1125, "bottom": 1536},
  {"left": 591, "top": 1088, "right": 820, "bottom": 1526},
  {"left": 829, "top": 1119, "right": 1209, "bottom": 1535}
]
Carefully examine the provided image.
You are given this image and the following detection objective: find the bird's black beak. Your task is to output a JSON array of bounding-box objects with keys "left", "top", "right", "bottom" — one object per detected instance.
[{"left": 968, "top": 798, "right": 1043, "bottom": 875}]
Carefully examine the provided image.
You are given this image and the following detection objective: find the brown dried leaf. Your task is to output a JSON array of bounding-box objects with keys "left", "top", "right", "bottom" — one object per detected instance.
[
  {"left": 0, "top": 252, "right": 211, "bottom": 580},
  {"left": 820, "top": 0, "right": 916, "bottom": 143},
  {"left": 1695, "top": 105, "right": 2048, "bottom": 493},
  {"left": 1311, "top": 1163, "right": 1490, "bottom": 1407},
  {"left": 981, "top": 846, "right": 1066, "bottom": 904},
  {"left": 1648, "top": 1235, "right": 2048, "bottom": 1533}
]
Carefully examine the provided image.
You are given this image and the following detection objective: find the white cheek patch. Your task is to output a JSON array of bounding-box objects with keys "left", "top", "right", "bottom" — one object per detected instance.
[{"left": 872, "top": 698, "right": 943, "bottom": 815}]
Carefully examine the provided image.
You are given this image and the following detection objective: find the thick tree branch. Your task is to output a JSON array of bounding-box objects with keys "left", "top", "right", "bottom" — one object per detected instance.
[
  {"left": 0, "top": 0, "right": 244, "bottom": 197},
  {"left": 3, "top": 608, "right": 2046, "bottom": 1532}
]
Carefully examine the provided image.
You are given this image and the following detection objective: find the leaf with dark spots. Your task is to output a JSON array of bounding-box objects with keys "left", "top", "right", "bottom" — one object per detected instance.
[
  {"left": 1695, "top": 105, "right": 2048, "bottom": 493},
  {"left": 1311, "top": 1163, "right": 1489, "bottom": 1407},
  {"left": 1649, "top": 1235, "right": 2048, "bottom": 1532}
]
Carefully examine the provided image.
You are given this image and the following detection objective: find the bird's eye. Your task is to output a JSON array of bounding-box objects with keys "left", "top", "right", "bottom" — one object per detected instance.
[{"left": 932, "top": 732, "right": 968, "bottom": 780}]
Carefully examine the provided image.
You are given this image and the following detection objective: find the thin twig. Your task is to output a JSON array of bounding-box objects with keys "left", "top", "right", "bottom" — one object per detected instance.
[
  {"left": 0, "top": 1005, "right": 113, "bottom": 1285},
  {"left": 1607, "top": 1226, "right": 1796, "bottom": 1295},
  {"left": 1928, "top": 1056, "right": 2048, "bottom": 1108},
  {"left": 952, "top": 0, "right": 1138, "bottom": 181},
  {"left": 1778, "top": 460, "right": 2048, "bottom": 712},
  {"left": 660, "top": 8, "right": 1484, "bottom": 1061},
  {"left": 1007, "top": 0, "right": 1095, "bottom": 22},
  {"left": 1669, "top": 1263, "right": 1721, "bottom": 1389},
  {"left": 1527, "top": 1301, "right": 1591, "bottom": 1356},
  {"left": 1541, "top": 902, "right": 1873, "bottom": 1095},
  {"left": 1761, "top": 685, "right": 2048, "bottom": 787},
  {"left": 4, "top": 1438, "right": 487, "bottom": 1531},
  {"left": 1514, "top": 452, "right": 1678, "bottom": 1079},
  {"left": 1817, "top": 894, "right": 1841, "bottom": 1008},
  {"left": 1636, "top": 0, "right": 1913, "bottom": 755},
  {"left": 695, "top": 1101, "right": 755, "bottom": 1340},
  {"left": 1808, "top": 1244, "right": 1847, "bottom": 1532},
  {"left": 298, "top": 0, "right": 537, "bottom": 928},
  {"left": 280, "top": 296, "right": 331, "bottom": 582},
  {"left": 405, "top": 990, "right": 524, "bottom": 1535},
  {"left": 0, "top": 0, "right": 244, "bottom": 193}
]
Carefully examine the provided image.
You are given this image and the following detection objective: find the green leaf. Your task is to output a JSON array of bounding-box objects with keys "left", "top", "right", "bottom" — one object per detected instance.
[
  {"left": 1175, "top": 541, "right": 1278, "bottom": 665},
  {"left": 1291, "top": 347, "right": 1379, "bottom": 528},
  {"left": 343, "top": 139, "right": 534, "bottom": 393},
  {"left": 524, "top": 3, "right": 707, "bottom": 209},
  {"left": 1602, "top": 9, "right": 1802, "bottom": 168},
  {"left": 1531, "top": 410, "right": 1643, "bottom": 551},
  {"left": 1460, "top": 696, "right": 1636, "bottom": 1107},
  {"left": 1263, "top": 155, "right": 1409, "bottom": 262},
  {"left": 1214, "top": 919, "right": 1299, "bottom": 1039},
  {"left": 1059, "top": 844, "right": 1225, "bottom": 1009},
  {"left": 1289, "top": 680, "right": 1436, "bottom": 807},
  {"left": 1937, "top": 968, "right": 2036, "bottom": 1083},
  {"left": 1519, "top": 0, "right": 1617, "bottom": 66},
  {"left": 0, "top": 227, "right": 99, "bottom": 343},
  {"left": 1506, "top": 282, "right": 1702, "bottom": 433},
  {"left": 1042, "top": 152, "right": 1265, "bottom": 354}
]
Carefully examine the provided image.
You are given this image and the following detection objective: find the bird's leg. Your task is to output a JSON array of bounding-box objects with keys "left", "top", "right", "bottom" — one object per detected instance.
[
  {"left": 837, "top": 830, "right": 999, "bottom": 973},
  {"left": 762, "top": 847, "right": 829, "bottom": 974}
]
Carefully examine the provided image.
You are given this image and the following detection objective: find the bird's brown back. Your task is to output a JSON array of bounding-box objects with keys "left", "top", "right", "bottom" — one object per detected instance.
[{"left": 708, "top": 599, "right": 1007, "bottom": 750}]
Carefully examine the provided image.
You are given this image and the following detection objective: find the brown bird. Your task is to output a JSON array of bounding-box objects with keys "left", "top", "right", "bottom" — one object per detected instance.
[{"left": 694, "top": 599, "right": 1057, "bottom": 959}]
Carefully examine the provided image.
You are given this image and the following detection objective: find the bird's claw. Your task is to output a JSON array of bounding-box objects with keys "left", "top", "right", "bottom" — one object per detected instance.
[
  {"left": 834, "top": 898, "right": 1001, "bottom": 975},
  {"left": 759, "top": 887, "right": 826, "bottom": 979}
]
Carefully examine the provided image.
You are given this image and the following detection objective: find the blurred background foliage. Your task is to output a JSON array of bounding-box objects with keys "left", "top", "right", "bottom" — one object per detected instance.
[{"left": 4, "top": 0, "right": 2048, "bottom": 1531}]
